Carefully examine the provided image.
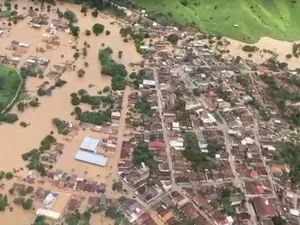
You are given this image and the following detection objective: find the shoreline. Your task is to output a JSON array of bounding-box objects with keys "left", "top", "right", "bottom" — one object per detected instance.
[{"left": 223, "top": 37, "right": 300, "bottom": 70}]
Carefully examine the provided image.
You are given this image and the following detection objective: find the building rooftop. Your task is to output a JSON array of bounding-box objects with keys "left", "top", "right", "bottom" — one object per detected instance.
[
  {"left": 75, "top": 150, "right": 108, "bottom": 167},
  {"left": 80, "top": 136, "right": 101, "bottom": 153}
]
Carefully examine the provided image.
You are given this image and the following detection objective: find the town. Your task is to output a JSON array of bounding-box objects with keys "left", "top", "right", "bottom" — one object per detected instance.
[{"left": 0, "top": 1, "right": 300, "bottom": 225}]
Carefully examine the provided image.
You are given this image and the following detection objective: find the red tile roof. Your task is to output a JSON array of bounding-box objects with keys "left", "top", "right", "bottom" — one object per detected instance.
[
  {"left": 252, "top": 197, "right": 277, "bottom": 219},
  {"left": 148, "top": 140, "right": 166, "bottom": 150}
]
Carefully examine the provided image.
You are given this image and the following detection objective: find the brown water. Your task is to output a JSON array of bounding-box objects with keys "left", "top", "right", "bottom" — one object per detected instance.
[
  {"left": 224, "top": 37, "right": 300, "bottom": 69},
  {"left": 0, "top": 1, "right": 141, "bottom": 224}
]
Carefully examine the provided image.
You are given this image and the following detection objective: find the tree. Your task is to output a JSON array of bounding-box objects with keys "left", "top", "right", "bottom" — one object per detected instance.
[
  {"left": 82, "top": 47, "right": 87, "bottom": 57},
  {"left": 77, "top": 69, "right": 86, "bottom": 78},
  {"left": 26, "top": 186, "right": 34, "bottom": 194},
  {"left": 73, "top": 52, "right": 80, "bottom": 59},
  {"left": 19, "top": 188, "right": 27, "bottom": 196},
  {"left": 272, "top": 215, "right": 286, "bottom": 225},
  {"left": 22, "top": 198, "right": 33, "bottom": 210},
  {"left": 55, "top": 79, "right": 67, "bottom": 87},
  {"left": 193, "top": 88, "right": 201, "bottom": 96},
  {"left": 118, "top": 51, "right": 123, "bottom": 59},
  {"left": 103, "top": 86, "right": 110, "bottom": 93},
  {"left": 29, "top": 100, "right": 40, "bottom": 107},
  {"left": 132, "top": 142, "right": 155, "bottom": 170},
  {"left": 85, "top": 29, "right": 91, "bottom": 36},
  {"left": 80, "top": 6, "right": 88, "bottom": 14},
  {"left": 105, "top": 206, "right": 121, "bottom": 219},
  {"left": 70, "top": 26, "right": 80, "bottom": 37},
  {"left": 0, "top": 113, "right": 19, "bottom": 123},
  {"left": 9, "top": 188, "right": 14, "bottom": 195},
  {"left": 17, "top": 102, "right": 26, "bottom": 112},
  {"left": 278, "top": 62, "right": 288, "bottom": 69},
  {"left": 71, "top": 96, "right": 81, "bottom": 106},
  {"left": 91, "top": 10, "right": 98, "bottom": 17},
  {"left": 286, "top": 54, "right": 292, "bottom": 59},
  {"left": 63, "top": 10, "right": 77, "bottom": 23},
  {"left": 13, "top": 197, "right": 24, "bottom": 205},
  {"left": 135, "top": 97, "right": 153, "bottom": 116},
  {"left": 74, "top": 106, "right": 82, "bottom": 116},
  {"left": 118, "top": 196, "right": 126, "bottom": 203},
  {"left": 112, "top": 181, "right": 123, "bottom": 192},
  {"left": 167, "top": 33, "right": 179, "bottom": 45},
  {"left": 242, "top": 45, "right": 256, "bottom": 52},
  {"left": 5, "top": 172, "right": 13, "bottom": 180},
  {"left": 92, "top": 23, "right": 105, "bottom": 35},
  {"left": 180, "top": 0, "right": 188, "bottom": 6},
  {"left": 32, "top": 216, "right": 49, "bottom": 225},
  {"left": 106, "top": 30, "right": 111, "bottom": 35},
  {"left": 0, "top": 195, "right": 8, "bottom": 211},
  {"left": 235, "top": 56, "right": 242, "bottom": 63}
]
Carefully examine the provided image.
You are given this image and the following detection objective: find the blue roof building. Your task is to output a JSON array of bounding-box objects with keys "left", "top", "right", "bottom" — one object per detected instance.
[
  {"left": 75, "top": 150, "right": 108, "bottom": 167},
  {"left": 80, "top": 137, "right": 101, "bottom": 153}
]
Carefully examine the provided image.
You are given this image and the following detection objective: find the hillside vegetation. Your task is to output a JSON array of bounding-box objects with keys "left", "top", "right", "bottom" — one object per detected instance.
[
  {"left": 131, "top": 0, "right": 300, "bottom": 43},
  {"left": 0, "top": 64, "right": 21, "bottom": 113}
]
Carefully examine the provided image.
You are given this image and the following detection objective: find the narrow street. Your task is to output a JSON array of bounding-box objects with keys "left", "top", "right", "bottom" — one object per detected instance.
[
  {"left": 153, "top": 69, "right": 215, "bottom": 225},
  {"left": 153, "top": 69, "right": 175, "bottom": 186},
  {"left": 218, "top": 114, "right": 258, "bottom": 225}
]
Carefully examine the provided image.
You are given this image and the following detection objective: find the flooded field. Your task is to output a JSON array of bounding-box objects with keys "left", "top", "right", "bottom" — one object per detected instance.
[
  {"left": 225, "top": 37, "right": 300, "bottom": 69},
  {"left": 0, "top": 0, "right": 141, "bottom": 224},
  {"left": 0, "top": 1, "right": 140, "bottom": 171}
]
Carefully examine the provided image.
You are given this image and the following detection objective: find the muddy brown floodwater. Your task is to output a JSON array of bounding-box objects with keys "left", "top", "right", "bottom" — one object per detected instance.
[
  {"left": 0, "top": 0, "right": 142, "bottom": 224},
  {"left": 225, "top": 37, "right": 300, "bottom": 69}
]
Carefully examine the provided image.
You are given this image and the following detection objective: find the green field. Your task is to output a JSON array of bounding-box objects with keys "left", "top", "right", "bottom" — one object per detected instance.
[
  {"left": 0, "top": 64, "right": 21, "bottom": 113},
  {"left": 132, "top": 0, "right": 300, "bottom": 43}
]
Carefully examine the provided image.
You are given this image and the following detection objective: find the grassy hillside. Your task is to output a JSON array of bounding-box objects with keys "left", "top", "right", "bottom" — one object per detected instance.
[
  {"left": 131, "top": 0, "right": 300, "bottom": 43},
  {"left": 0, "top": 64, "right": 21, "bottom": 112}
]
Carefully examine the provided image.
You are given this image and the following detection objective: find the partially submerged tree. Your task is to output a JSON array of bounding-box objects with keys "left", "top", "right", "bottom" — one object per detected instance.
[{"left": 92, "top": 23, "right": 105, "bottom": 35}]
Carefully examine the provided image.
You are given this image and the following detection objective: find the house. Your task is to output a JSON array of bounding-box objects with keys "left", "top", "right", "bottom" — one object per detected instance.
[
  {"left": 252, "top": 197, "right": 278, "bottom": 219},
  {"left": 148, "top": 140, "right": 166, "bottom": 150},
  {"left": 229, "top": 194, "right": 243, "bottom": 206}
]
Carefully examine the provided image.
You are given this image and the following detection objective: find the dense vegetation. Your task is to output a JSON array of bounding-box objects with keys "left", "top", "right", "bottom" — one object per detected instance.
[
  {"left": 21, "top": 135, "right": 57, "bottom": 175},
  {"left": 119, "top": 26, "right": 151, "bottom": 55},
  {"left": 99, "top": 47, "right": 128, "bottom": 90},
  {"left": 129, "top": 69, "right": 146, "bottom": 88},
  {"left": 75, "top": 91, "right": 114, "bottom": 108},
  {"left": 260, "top": 74, "right": 300, "bottom": 109},
  {"left": 279, "top": 142, "right": 300, "bottom": 184},
  {"left": 135, "top": 96, "right": 154, "bottom": 116},
  {"left": 183, "top": 133, "right": 217, "bottom": 172},
  {"left": 63, "top": 10, "right": 78, "bottom": 23},
  {"left": 217, "top": 189, "right": 237, "bottom": 216},
  {"left": 52, "top": 118, "right": 70, "bottom": 135},
  {"left": 236, "top": 74, "right": 249, "bottom": 88},
  {"left": 132, "top": 141, "right": 156, "bottom": 171},
  {"left": 0, "top": 194, "right": 8, "bottom": 211},
  {"left": 79, "top": 110, "right": 111, "bottom": 125},
  {"left": 65, "top": 211, "right": 91, "bottom": 225},
  {"left": 0, "top": 113, "right": 19, "bottom": 123},
  {"left": 0, "top": 64, "right": 21, "bottom": 113}
]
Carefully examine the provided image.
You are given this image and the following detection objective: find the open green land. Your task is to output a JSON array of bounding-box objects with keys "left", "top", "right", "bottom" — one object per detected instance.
[
  {"left": 0, "top": 64, "right": 21, "bottom": 113},
  {"left": 131, "top": 0, "right": 300, "bottom": 43}
]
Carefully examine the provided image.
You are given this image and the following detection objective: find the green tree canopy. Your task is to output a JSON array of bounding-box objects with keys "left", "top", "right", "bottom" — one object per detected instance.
[{"left": 92, "top": 23, "right": 105, "bottom": 35}]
